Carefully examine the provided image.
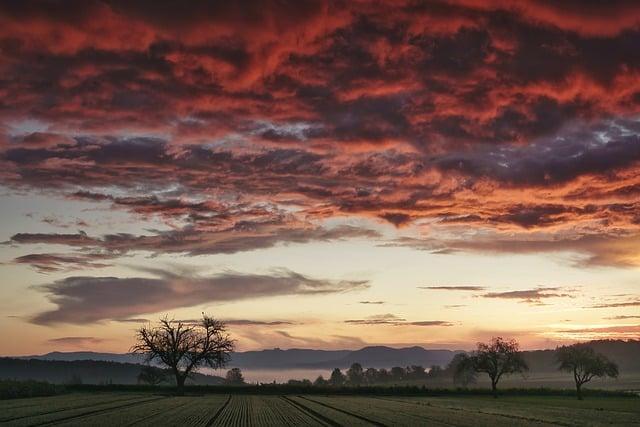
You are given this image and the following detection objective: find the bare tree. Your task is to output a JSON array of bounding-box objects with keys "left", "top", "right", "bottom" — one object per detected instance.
[
  {"left": 455, "top": 337, "right": 528, "bottom": 397},
  {"left": 131, "top": 314, "right": 234, "bottom": 395},
  {"left": 225, "top": 368, "right": 245, "bottom": 385},
  {"left": 556, "top": 344, "right": 619, "bottom": 400}
]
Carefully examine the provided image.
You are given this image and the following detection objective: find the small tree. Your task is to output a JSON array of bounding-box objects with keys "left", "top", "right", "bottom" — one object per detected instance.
[
  {"left": 556, "top": 344, "right": 619, "bottom": 400},
  {"left": 313, "top": 375, "right": 328, "bottom": 386},
  {"left": 409, "top": 365, "right": 427, "bottom": 379},
  {"left": 448, "top": 353, "right": 477, "bottom": 386},
  {"left": 132, "top": 314, "right": 234, "bottom": 395},
  {"left": 137, "top": 365, "right": 167, "bottom": 386},
  {"left": 456, "top": 337, "right": 528, "bottom": 397},
  {"left": 329, "top": 368, "right": 345, "bottom": 386},
  {"left": 425, "top": 365, "right": 441, "bottom": 379},
  {"left": 364, "top": 367, "right": 378, "bottom": 385},
  {"left": 377, "top": 368, "right": 390, "bottom": 383},
  {"left": 225, "top": 368, "right": 245, "bottom": 385},
  {"left": 346, "top": 362, "right": 364, "bottom": 386},
  {"left": 390, "top": 366, "right": 405, "bottom": 381}
]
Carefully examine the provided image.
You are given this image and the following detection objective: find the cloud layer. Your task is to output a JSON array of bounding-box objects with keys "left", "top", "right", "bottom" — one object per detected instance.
[
  {"left": 345, "top": 313, "right": 453, "bottom": 327},
  {"left": 1, "top": 2, "right": 640, "bottom": 270},
  {"left": 32, "top": 268, "right": 369, "bottom": 324}
]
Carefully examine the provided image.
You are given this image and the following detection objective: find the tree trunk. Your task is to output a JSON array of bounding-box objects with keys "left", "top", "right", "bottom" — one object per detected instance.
[
  {"left": 176, "top": 374, "right": 186, "bottom": 396},
  {"left": 576, "top": 382, "right": 583, "bottom": 400}
]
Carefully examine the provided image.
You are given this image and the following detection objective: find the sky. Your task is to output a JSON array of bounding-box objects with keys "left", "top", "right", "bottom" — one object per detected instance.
[{"left": 1, "top": 0, "right": 639, "bottom": 356}]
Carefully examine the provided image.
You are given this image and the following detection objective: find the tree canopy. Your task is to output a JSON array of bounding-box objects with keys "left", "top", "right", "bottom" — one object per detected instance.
[
  {"left": 556, "top": 343, "right": 619, "bottom": 399},
  {"left": 225, "top": 368, "right": 245, "bottom": 385},
  {"left": 455, "top": 337, "right": 528, "bottom": 396},
  {"left": 131, "top": 314, "right": 234, "bottom": 394}
]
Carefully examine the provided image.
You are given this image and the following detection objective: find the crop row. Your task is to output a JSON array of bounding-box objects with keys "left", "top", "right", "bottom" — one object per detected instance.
[
  {"left": 286, "top": 396, "right": 372, "bottom": 426},
  {"left": 4, "top": 395, "right": 163, "bottom": 427},
  {"left": 209, "top": 395, "right": 337, "bottom": 426},
  {"left": 378, "top": 396, "right": 640, "bottom": 426},
  {"left": 4, "top": 394, "right": 639, "bottom": 426},
  {"left": 1, "top": 393, "right": 152, "bottom": 422},
  {"left": 52, "top": 396, "right": 195, "bottom": 426},
  {"left": 304, "top": 395, "right": 527, "bottom": 427}
]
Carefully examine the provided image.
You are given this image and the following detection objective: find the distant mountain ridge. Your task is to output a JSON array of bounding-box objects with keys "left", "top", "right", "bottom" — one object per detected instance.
[
  {"left": 16, "top": 340, "right": 640, "bottom": 372},
  {"left": 300, "top": 346, "right": 462, "bottom": 368},
  {"left": 21, "top": 346, "right": 460, "bottom": 370},
  {"left": 22, "top": 351, "right": 145, "bottom": 365}
]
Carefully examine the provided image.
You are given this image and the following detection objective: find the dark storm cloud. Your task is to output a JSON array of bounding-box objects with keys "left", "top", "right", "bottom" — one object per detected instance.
[
  {"left": 1, "top": 0, "right": 640, "bottom": 265},
  {"left": 432, "top": 122, "right": 640, "bottom": 186},
  {"left": 32, "top": 268, "right": 370, "bottom": 324}
]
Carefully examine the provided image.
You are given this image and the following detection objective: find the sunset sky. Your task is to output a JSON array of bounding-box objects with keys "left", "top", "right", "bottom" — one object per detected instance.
[{"left": 1, "top": 0, "right": 640, "bottom": 356}]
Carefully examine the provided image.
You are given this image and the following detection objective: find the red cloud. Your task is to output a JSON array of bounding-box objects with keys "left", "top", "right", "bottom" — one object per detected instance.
[{"left": 2, "top": 1, "right": 640, "bottom": 269}]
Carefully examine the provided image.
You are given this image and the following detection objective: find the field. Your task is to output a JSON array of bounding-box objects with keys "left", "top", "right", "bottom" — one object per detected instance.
[{"left": 1, "top": 392, "right": 639, "bottom": 426}]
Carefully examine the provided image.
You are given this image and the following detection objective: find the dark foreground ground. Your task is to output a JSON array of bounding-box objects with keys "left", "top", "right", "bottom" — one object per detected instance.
[{"left": 1, "top": 392, "right": 639, "bottom": 426}]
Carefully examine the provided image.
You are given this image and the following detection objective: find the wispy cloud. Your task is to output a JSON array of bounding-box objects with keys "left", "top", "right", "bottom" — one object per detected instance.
[
  {"left": 345, "top": 313, "right": 452, "bottom": 327},
  {"left": 225, "top": 319, "right": 297, "bottom": 326},
  {"left": 480, "top": 287, "right": 575, "bottom": 305},
  {"left": 47, "top": 336, "right": 107, "bottom": 346},
  {"left": 12, "top": 252, "right": 114, "bottom": 273},
  {"left": 419, "top": 286, "right": 486, "bottom": 291},
  {"left": 604, "top": 315, "right": 640, "bottom": 320},
  {"left": 590, "top": 299, "right": 640, "bottom": 308},
  {"left": 550, "top": 324, "right": 640, "bottom": 340}
]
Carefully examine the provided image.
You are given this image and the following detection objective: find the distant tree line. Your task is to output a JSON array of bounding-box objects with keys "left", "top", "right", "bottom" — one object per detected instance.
[
  {"left": 132, "top": 315, "right": 620, "bottom": 400},
  {"left": 277, "top": 337, "right": 620, "bottom": 400},
  {"left": 301, "top": 362, "right": 455, "bottom": 388}
]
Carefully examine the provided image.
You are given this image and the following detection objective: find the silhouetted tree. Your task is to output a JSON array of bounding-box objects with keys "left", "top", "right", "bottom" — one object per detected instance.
[
  {"left": 329, "top": 368, "right": 345, "bottom": 386},
  {"left": 137, "top": 365, "right": 167, "bottom": 386},
  {"left": 423, "top": 365, "right": 438, "bottom": 379},
  {"left": 556, "top": 344, "right": 619, "bottom": 400},
  {"left": 448, "top": 353, "right": 477, "bottom": 386},
  {"left": 225, "top": 368, "right": 245, "bottom": 385},
  {"left": 408, "top": 365, "right": 427, "bottom": 379},
  {"left": 456, "top": 337, "right": 528, "bottom": 397},
  {"left": 347, "top": 362, "right": 364, "bottom": 386},
  {"left": 364, "top": 367, "right": 378, "bottom": 384},
  {"left": 313, "top": 375, "right": 328, "bottom": 386},
  {"left": 377, "top": 368, "right": 390, "bottom": 383},
  {"left": 390, "top": 366, "right": 405, "bottom": 381},
  {"left": 132, "top": 314, "right": 234, "bottom": 395}
]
